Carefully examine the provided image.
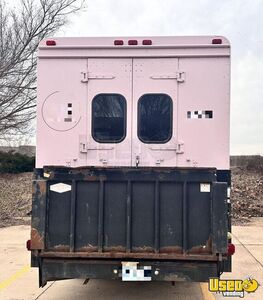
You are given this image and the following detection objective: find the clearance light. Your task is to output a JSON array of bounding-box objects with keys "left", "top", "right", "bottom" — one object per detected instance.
[
  {"left": 46, "top": 40, "right": 56, "bottom": 46},
  {"left": 128, "top": 40, "right": 138, "bottom": 45},
  {"left": 227, "top": 243, "right": 235, "bottom": 256},
  {"left": 142, "top": 39, "right": 152, "bottom": 45},
  {"left": 212, "top": 38, "right": 222, "bottom": 44},
  {"left": 114, "top": 40, "right": 124, "bottom": 45}
]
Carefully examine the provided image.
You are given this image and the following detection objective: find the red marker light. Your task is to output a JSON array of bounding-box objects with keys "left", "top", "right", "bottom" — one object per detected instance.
[
  {"left": 212, "top": 38, "right": 222, "bottom": 44},
  {"left": 46, "top": 40, "right": 56, "bottom": 46},
  {"left": 114, "top": 40, "right": 124, "bottom": 46},
  {"left": 142, "top": 39, "right": 152, "bottom": 45},
  {"left": 227, "top": 243, "right": 235, "bottom": 256},
  {"left": 128, "top": 40, "right": 138, "bottom": 45},
  {"left": 26, "top": 239, "right": 31, "bottom": 251}
]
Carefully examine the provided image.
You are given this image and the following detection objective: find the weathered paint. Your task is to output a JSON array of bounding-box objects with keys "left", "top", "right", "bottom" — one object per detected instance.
[
  {"left": 39, "top": 251, "right": 219, "bottom": 261},
  {"left": 31, "top": 228, "right": 44, "bottom": 250},
  {"left": 36, "top": 36, "right": 230, "bottom": 169},
  {"left": 31, "top": 180, "right": 47, "bottom": 250},
  {"left": 39, "top": 258, "right": 219, "bottom": 286},
  {"left": 31, "top": 167, "right": 228, "bottom": 264}
]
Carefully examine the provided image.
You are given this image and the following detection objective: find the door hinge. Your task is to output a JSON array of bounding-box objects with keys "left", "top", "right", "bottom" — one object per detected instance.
[
  {"left": 80, "top": 142, "right": 114, "bottom": 151},
  {"left": 81, "top": 71, "right": 115, "bottom": 83},
  {"left": 149, "top": 142, "right": 184, "bottom": 153},
  {"left": 150, "top": 71, "right": 185, "bottom": 82}
]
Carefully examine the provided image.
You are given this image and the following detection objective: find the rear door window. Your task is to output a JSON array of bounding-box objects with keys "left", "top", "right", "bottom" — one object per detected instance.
[
  {"left": 138, "top": 94, "right": 173, "bottom": 143},
  {"left": 92, "top": 94, "right": 126, "bottom": 143}
]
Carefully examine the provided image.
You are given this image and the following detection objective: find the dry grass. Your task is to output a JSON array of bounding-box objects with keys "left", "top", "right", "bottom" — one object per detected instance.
[
  {"left": 0, "top": 168, "right": 262, "bottom": 227},
  {"left": 0, "top": 172, "right": 32, "bottom": 227}
]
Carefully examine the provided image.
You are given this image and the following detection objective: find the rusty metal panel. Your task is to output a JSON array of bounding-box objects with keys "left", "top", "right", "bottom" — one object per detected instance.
[
  {"left": 31, "top": 179, "right": 47, "bottom": 250},
  {"left": 212, "top": 182, "right": 228, "bottom": 253},
  {"left": 32, "top": 167, "right": 228, "bottom": 261},
  {"left": 40, "top": 258, "right": 218, "bottom": 286},
  {"left": 159, "top": 182, "right": 183, "bottom": 251},
  {"left": 40, "top": 251, "right": 218, "bottom": 261},
  {"left": 132, "top": 182, "right": 155, "bottom": 251},
  {"left": 75, "top": 181, "right": 100, "bottom": 251},
  {"left": 104, "top": 182, "right": 127, "bottom": 250},
  {"left": 187, "top": 182, "right": 212, "bottom": 254},
  {"left": 46, "top": 181, "right": 71, "bottom": 251}
]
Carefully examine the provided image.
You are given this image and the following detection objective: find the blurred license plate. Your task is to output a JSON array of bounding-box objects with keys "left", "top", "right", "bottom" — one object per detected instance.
[{"left": 121, "top": 262, "right": 152, "bottom": 281}]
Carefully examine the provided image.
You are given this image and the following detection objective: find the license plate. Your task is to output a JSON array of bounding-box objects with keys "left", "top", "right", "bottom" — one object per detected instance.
[{"left": 121, "top": 262, "right": 152, "bottom": 281}]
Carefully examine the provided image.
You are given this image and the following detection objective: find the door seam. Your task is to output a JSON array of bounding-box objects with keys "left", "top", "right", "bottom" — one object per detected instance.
[
  {"left": 131, "top": 58, "right": 134, "bottom": 166},
  {"left": 176, "top": 58, "right": 180, "bottom": 166}
]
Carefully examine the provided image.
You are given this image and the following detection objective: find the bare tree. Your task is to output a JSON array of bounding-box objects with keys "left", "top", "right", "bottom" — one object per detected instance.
[{"left": 0, "top": 0, "right": 85, "bottom": 140}]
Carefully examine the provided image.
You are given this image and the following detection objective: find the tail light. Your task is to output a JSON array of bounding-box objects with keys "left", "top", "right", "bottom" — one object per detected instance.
[
  {"left": 114, "top": 40, "right": 124, "bottom": 46},
  {"left": 46, "top": 40, "right": 56, "bottom": 46},
  {"left": 227, "top": 243, "right": 235, "bottom": 256},
  {"left": 26, "top": 239, "right": 31, "bottom": 251},
  {"left": 128, "top": 40, "right": 138, "bottom": 45},
  {"left": 212, "top": 38, "right": 222, "bottom": 44}
]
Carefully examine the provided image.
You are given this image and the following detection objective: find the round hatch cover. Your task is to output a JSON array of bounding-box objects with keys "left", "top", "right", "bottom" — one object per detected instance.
[{"left": 41, "top": 91, "right": 81, "bottom": 131}]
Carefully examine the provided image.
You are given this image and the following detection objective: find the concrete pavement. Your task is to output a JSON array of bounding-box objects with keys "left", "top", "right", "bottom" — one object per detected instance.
[
  {"left": 0, "top": 225, "right": 52, "bottom": 300},
  {"left": 215, "top": 218, "right": 263, "bottom": 299},
  {"left": 0, "top": 225, "right": 203, "bottom": 300},
  {"left": 32, "top": 280, "right": 203, "bottom": 300},
  {"left": 0, "top": 219, "right": 262, "bottom": 300}
]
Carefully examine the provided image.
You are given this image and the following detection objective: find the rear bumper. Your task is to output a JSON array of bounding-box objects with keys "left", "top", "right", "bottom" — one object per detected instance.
[{"left": 37, "top": 258, "right": 219, "bottom": 286}]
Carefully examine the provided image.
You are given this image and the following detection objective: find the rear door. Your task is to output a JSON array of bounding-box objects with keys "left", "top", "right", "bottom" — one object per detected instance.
[
  {"left": 132, "top": 58, "right": 179, "bottom": 167},
  {"left": 86, "top": 58, "right": 132, "bottom": 166}
]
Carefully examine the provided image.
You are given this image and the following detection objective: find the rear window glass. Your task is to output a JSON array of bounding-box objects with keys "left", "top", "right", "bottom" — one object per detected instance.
[
  {"left": 92, "top": 94, "right": 126, "bottom": 143},
  {"left": 138, "top": 94, "right": 173, "bottom": 143}
]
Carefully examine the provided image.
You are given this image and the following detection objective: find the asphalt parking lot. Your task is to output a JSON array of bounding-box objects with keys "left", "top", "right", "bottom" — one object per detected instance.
[{"left": 0, "top": 219, "right": 262, "bottom": 300}]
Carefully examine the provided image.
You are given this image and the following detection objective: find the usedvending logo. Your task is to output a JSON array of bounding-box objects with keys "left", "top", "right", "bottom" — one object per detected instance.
[{"left": 209, "top": 277, "right": 259, "bottom": 297}]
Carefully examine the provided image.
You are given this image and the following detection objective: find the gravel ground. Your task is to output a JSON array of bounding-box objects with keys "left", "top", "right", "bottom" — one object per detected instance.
[
  {"left": 0, "top": 168, "right": 262, "bottom": 227},
  {"left": 231, "top": 167, "right": 263, "bottom": 225}
]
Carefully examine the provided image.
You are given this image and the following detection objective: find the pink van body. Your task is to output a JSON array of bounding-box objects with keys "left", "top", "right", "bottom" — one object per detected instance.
[{"left": 36, "top": 36, "right": 230, "bottom": 169}]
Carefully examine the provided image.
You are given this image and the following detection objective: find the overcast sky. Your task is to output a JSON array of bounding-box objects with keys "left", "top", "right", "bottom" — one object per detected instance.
[{"left": 56, "top": 0, "right": 263, "bottom": 155}]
